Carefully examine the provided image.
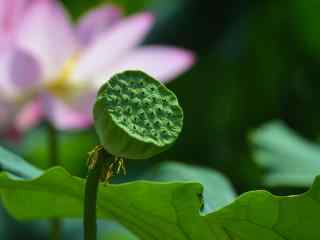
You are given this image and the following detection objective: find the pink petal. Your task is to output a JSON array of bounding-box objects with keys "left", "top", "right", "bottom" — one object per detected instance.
[
  {"left": 0, "top": 46, "right": 41, "bottom": 100},
  {"left": 0, "top": 0, "right": 29, "bottom": 34},
  {"left": 0, "top": 0, "right": 48, "bottom": 44},
  {"left": 15, "top": 0, "right": 77, "bottom": 80},
  {"left": 76, "top": 5, "right": 122, "bottom": 46},
  {"left": 0, "top": 0, "right": 31, "bottom": 44},
  {"left": 0, "top": 46, "right": 41, "bottom": 129},
  {"left": 15, "top": 99, "right": 43, "bottom": 130},
  {"left": 94, "top": 46, "right": 195, "bottom": 87},
  {"left": 44, "top": 94, "right": 94, "bottom": 130},
  {"left": 71, "top": 12, "right": 154, "bottom": 84}
]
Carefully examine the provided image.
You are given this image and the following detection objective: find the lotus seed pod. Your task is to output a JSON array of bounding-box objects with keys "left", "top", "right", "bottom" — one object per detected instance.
[{"left": 93, "top": 71, "right": 183, "bottom": 159}]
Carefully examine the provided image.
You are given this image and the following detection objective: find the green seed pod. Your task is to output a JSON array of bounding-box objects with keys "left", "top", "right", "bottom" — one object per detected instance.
[{"left": 93, "top": 71, "right": 183, "bottom": 160}]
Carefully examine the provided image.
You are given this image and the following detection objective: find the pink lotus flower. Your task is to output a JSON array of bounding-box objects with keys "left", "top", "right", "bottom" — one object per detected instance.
[
  {"left": 0, "top": 0, "right": 43, "bottom": 131},
  {"left": 0, "top": 0, "right": 195, "bottom": 131}
]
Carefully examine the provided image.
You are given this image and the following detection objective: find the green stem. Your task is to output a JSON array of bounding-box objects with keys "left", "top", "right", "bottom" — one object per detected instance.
[
  {"left": 47, "top": 122, "right": 62, "bottom": 240},
  {"left": 84, "top": 148, "right": 108, "bottom": 240},
  {"left": 48, "top": 122, "right": 58, "bottom": 167},
  {"left": 50, "top": 219, "right": 61, "bottom": 240}
]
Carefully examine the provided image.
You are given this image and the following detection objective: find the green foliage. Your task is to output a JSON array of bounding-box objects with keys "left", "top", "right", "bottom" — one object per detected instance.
[
  {"left": 99, "top": 221, "right": 138, "bottom": 239},
  {"left": 94, "top": 71, "right": 183, "bottom": 159},
  {"left": 103, "top": 231, "right": 137, "bottom": 240},
  {"left": 0, "top": 147, "right": 320, "bottom": 239},
  {"left": 251, "top": 121, "right": 320, "bottom": 187},
  {"left": 292, "top": 0, "right": 320, "bottom": 56},
  {"left": 20, "top": 127, "right": 97, "bottom": 176},
  {"left": 145, "top": 162, "right": 236, "bottom": 212},
  {"left": 61, "top": 0, "right": 155, "bottom": 18},
  {"left": 108, "top": 0, "right": 155, "bottom": 14},
  {"left": 0, "top": 146, "right": 41, "bottom": 179},
  {"left": 61, "top": 0, "right": 104, "bottom": 19}
]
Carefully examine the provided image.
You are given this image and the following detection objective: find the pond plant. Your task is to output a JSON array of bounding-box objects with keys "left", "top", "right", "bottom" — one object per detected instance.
[
  {"left": 0, "top": 1, "right": 194, "bottom": 238},
  {"left": 85, "top": 71, "right": 183, "bottom": 239},
  {"left": 0, "top": 71, "right": 320, "bottom": 240}
]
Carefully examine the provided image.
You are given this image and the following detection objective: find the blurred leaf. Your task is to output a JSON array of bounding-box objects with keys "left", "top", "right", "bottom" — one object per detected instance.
[
  {"left": 0, "top": 146, "right": 42, "bottom": 179},
  {"left": 108, "top": 0, "right": 155, "bottom": 14},
  {"left": 61, "top": 0, "right": 103, "bottom": 19},
  {"left": 292, "top": 0, "right": 320, "bottom": 56},
  {"left": 21, "top": 127, "right": 98, "bottom": 177},
  {"left": 250, "top": 121, "right": 320, "bottom": 187},
  {"left": 87, "top": 220, "right": 140, "bottom": 239},
  {"left": 100, "top": 221, "right": 138, "bottom": 240},
  {"left": 145, "top": 161, "right": 236, "bottom": 212},
  {"left": 2, "top": 166, "right": 320, "bottom": 238},
  {"left": 61, "top": 0, "right": 155, "bottom": 18}
]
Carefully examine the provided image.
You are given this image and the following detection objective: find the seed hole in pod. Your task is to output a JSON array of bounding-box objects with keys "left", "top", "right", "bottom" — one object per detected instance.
[
  {"left": 148, "top": 111, "right": 155, "bottom": 120},
  {"left": 138, "top": 91, "right": 146, "bottom": 99},
  {"left": 157, "top": 108, "right": 163, "bottom": 115},
  {"left": 161, "top": 130, "right": 169, "bottom": 139},
  {"left": 109, "top": 81, "right": 115, "bottom": 87},
  {"left": 139, "top": 112, "right": 145, "bottom": 120},
  {"left": 154, "top": 120, "right": 160, "bottom": 127}
]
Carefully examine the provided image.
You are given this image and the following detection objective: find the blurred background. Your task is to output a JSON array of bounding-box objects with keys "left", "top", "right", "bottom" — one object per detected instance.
[{"left": 2, "top": 0, "right": 320, "bottom": 239}]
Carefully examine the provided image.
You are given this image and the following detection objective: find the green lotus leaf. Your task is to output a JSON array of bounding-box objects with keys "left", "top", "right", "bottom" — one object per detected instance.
[
  {"left": 1, "top": 145, "right": 320, "bottom": 239},
  {"left": 2, "top": 166, "right": 320, "bottom": 239},
  {"left": 144, "top": 161, "right": 236, "bottom": 212},
  {"left": 250, "top": 121, "right": 320, "bottom": 187}
]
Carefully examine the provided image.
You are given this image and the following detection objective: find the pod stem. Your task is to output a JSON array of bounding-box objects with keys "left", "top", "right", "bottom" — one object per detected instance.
[
  {"left": 84, "top": 146, "right": 109, "bottom": 240},
  {"left": 47, "top": 122, "right": 62, "bottom": 240}
]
